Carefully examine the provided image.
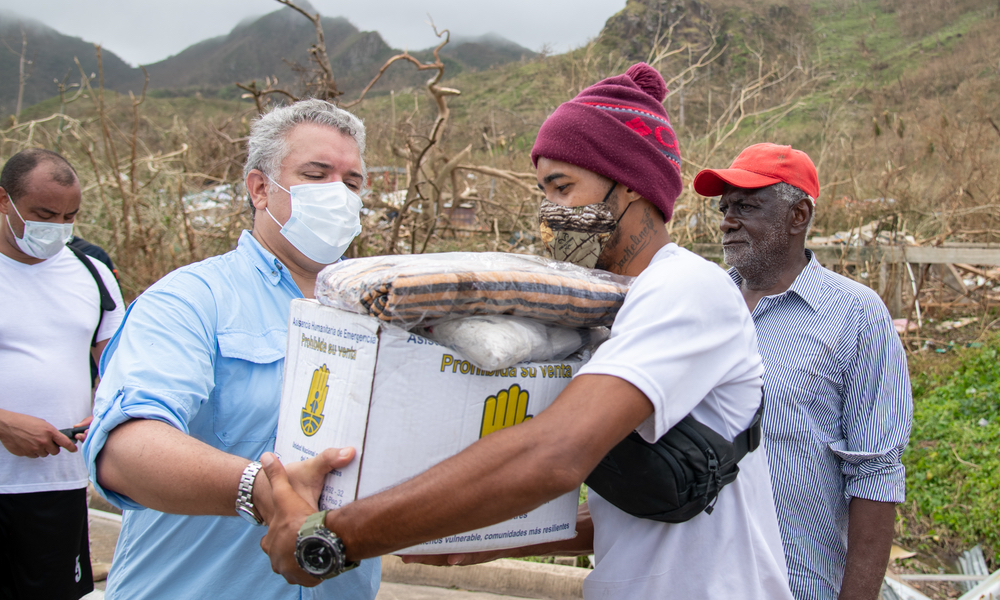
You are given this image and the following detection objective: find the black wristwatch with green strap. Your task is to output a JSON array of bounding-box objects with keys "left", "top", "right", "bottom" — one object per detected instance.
[{"left": 295, "top": 510, "right": 359, "bottom": 579}]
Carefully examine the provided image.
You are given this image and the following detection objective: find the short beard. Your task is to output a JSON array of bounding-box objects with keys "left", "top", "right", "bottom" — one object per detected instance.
[
  {"left": 594, "top": 225, "right": 622, "bottom": 271},
  {"left": 593, "top": 186, "right": 623, "bottom": 272},
  {"left": 725, "top": 217, "right": 792, "bottom": 290}
]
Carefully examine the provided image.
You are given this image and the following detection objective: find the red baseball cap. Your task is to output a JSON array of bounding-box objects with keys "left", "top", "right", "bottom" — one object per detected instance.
[{"left": 693, "top": 143, "right": 819, "bottom": 202}]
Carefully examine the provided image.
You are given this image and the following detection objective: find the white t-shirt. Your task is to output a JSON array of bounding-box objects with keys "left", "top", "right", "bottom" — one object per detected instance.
[
  {"left": 0, "top": 246, "right": 125, "bottom": 494},
  {"left": 577, "top": 244, "right": 793, "bottom": 600}
]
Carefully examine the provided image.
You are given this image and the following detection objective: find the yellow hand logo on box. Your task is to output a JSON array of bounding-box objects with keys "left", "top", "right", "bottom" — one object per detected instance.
[
  {"left": 300, "top": 365, "right": 330, "bottom": 437},
  {"left": 480, "top": 384, "right": 532, "bottom": 438}
]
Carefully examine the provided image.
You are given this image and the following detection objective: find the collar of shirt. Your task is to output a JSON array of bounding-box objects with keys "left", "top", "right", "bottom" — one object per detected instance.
[
  {"left": 238, "top": 230, "right": 345, "bottom": 289},
  {"left": 237, "top": 230, "right": 289, "bottom": 287},
  {"left": 728, "top": 249, "right": 825, "bottom": 315}
]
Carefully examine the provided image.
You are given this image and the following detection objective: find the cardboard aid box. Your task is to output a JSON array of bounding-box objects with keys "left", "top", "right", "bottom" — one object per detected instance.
[{"left": 275, "top": 299, "right": 583, "bottom": 554}]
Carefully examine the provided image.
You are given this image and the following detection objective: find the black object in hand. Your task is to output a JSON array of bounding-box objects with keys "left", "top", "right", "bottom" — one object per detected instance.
[{"left": 58, "top": 425, "right": 89, "bottom": 442}]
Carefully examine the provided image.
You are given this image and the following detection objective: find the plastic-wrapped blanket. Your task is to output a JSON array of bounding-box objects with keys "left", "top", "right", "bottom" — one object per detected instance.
[
  {"left": 315, "top": 252, "right": 631, "bottom": 329},
  {"left": 421, "top": 315, "right": 610, "bottom": 371}
]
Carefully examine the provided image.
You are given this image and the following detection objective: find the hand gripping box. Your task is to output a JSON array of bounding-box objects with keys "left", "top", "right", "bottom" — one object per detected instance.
[{"left": 275, "top": 299, "right": 582, "bottom": 554}]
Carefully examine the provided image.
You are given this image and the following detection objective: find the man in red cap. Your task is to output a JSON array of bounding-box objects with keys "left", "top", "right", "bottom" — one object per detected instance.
[
  {"left": 694, "top": 143, "right": 912, "bottom": 600},
  {"left": 259, "top": 65, "right": 793, "bottom": 599}
]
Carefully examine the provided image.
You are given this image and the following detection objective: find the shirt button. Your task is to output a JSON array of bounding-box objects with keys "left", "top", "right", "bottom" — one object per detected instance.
[{"left": 271, "top": 270, "right": 277, "bottom": 276}]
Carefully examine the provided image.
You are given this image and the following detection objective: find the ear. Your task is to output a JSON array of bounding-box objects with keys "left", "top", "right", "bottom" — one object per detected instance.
[
  {"left": 246, "top": 170, "right": 270, "bottom": 213},
  {"left": 621, "top": 187, "right": 644, "bottom": 208},
  {"left": 788, "top": 197, "right": 813, "bottom": 235},
  {"left": 623, "top": 187, "right": 641, "bottom": 199},
  {"left": 0, "top": 188, "right": 9, "bottom": 215}
]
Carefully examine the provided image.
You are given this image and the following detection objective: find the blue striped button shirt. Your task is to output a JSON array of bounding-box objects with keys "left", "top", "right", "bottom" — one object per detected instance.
[{"left": 729, "top": 250, "right": 912, "bottom": 600}]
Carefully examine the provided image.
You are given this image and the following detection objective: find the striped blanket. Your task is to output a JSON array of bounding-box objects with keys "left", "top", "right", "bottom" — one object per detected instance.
[{"left": 315, "top": 252, "right": 632, "bottom": 329}]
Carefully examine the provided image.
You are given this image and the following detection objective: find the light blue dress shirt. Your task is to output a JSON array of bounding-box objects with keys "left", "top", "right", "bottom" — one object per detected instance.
[
  {"left": 83, "top": 231, "right": 379, "bottom": 600},
  {"left": 730, "top": 250, "right": 912, "bottom": 600}
]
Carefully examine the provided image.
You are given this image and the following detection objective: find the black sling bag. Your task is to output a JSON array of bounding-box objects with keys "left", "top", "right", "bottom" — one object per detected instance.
[
  {"left": 68, "top": 245, "right": 117, "bottom": 348},
  {"left": 584, "top": 393, "right": 764, "bottom": 523}
]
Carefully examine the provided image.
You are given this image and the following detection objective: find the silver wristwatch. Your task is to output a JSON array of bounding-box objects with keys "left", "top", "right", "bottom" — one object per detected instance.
[{"left": 235, "top": 460, "right": 264, "bottom": 525}]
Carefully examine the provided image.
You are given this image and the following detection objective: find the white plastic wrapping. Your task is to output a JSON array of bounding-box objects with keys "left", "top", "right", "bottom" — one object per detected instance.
[
  {"left": 315, "top": 252, "right": 632, "bottom": 329},
  {"left": 420, "top": 315, "right": 610, "bottom": 371}
]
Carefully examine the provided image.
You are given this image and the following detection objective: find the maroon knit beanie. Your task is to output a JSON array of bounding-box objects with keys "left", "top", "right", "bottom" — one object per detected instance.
[{"left": 531, "top": 63, "right": 682, "bottom": 221}]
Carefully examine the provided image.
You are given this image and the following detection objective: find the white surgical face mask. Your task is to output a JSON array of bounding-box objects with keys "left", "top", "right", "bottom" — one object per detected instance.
[
  {"left": 265, "top": 178, "right": 362, "bottom": 264},
  {"left": 5, "top": 199, "right": 73, "bottom": 260}
]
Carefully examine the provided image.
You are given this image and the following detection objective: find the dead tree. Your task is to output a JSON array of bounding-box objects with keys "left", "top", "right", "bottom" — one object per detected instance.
[
  {"left": 276, "top": 0, "right": 341, "bottom": 100},
  {"left": 336, "top": 24, "right": 462, "bottom": 253},
  {"left": 236, "top": 77, "right": 299, "bottom": 114},
  {"left": 235, "top": 0, "right": 341, "bottom": 112},
  {"left": 3, "top": 26, "right": 33, "bottom": 123}
]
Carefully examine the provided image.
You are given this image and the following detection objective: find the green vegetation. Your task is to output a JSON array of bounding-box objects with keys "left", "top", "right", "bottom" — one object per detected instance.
[{"left": 902, "top": 335, "right": 1000, "bottom": 564}]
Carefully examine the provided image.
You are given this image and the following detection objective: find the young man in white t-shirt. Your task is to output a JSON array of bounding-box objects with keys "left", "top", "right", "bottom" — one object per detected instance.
[
  {"left": 259, "top": 64, "right": 793, "bottom": 599},
  {"left": 0, "top": 149, "right": 125, "bottom": 600}
]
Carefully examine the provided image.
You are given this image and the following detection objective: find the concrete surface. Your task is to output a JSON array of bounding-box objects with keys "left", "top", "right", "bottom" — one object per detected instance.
[
  {"left": 382, "top": 556, "right": 585, "bottom": 599},
  {"left": 85, "top": 508, "right": 587, "bottom": 599},
  {"left": 85, "top": 582, "right": 528, "bottom": 600},
  {"left": 377, "top": 583, "right": 536, "bottom": 599}
]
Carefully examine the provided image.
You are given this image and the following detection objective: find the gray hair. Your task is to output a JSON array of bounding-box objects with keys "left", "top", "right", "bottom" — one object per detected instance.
[
  {"left": 770, "top": 182, "right": 815, "bottom": 233},
  {"left": 243, "top": 99, "right": 367, "bottom": 212}
]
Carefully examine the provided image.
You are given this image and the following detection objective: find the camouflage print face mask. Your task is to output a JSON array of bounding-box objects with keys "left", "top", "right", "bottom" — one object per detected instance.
[{"left": 538, "top": 182, "right": 620, "bottom": 269}]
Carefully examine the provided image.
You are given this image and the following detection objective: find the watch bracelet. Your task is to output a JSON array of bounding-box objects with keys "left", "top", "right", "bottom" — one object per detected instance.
[
  {"left": 301, "top": 509, "right": 330, "bottom": 535},
  {"left": 236, "top": 460, "right": 263, "bottom": 525}
]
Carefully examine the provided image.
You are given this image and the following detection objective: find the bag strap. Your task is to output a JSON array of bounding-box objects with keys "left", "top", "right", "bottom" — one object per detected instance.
[
  {"left": 731, "top": 391, "right": 765, "bottom": 461},
  {"left": 68, "top": 245, "right": 116, "bottom": 347}
]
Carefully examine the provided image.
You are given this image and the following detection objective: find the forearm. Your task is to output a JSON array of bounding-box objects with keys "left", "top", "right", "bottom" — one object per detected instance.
[
  {"left": 328, "top": 375, "right": 649, "bottom": 560},
  {"left": 0, "top": 408, "right": 75, "bottom": 457},
  {"left": 331, "top": 419, "right": 584, "bottom": 559},
  {"left": 838, "top": 497, "right": 896, "bottom": 600},
  {"left": 0, "top": 408, "right": 43, "bottom": 432},
  {"left": 95, "top": 418, "right": 258, "bottom": 517},
  {"left": 0, "top": 408, "right": 26, "bottom": 435}
]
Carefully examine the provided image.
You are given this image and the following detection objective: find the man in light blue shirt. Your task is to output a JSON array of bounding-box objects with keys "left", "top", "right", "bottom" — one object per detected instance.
[
  {"left": 82, "top": 99, "right": 380, "bottom": 599},
  {"left": 694, "top": 143, "right": 912, "bottom": 600}
]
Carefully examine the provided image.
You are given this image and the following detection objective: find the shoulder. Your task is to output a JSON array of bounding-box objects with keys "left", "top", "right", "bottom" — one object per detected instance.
[
  {"left": 54, "top": 246, "right": 95, "bottom": 281},
  {"left": 138, "top": 249, "right": 247, "bottom": 318},
  {"left": 150, "top": 248, "right": 243, "bottom": 294},
  {"left": 641, "top": 244, "right": 731, "bottom": 280},
  {"left": 635, "top": 245, "right": 742, "bottom": 303},
  {"left": 620, "top": 245, "right": 750, "bottom": 333},
  {"left": 817, "top": 265, "right": 893, "bottom": 325},
  {"left": 69, "top": 237, "right": 114, "bottom": 270},
  {"left": 83, "top": 254, "right": 117, "bottom": 284}
]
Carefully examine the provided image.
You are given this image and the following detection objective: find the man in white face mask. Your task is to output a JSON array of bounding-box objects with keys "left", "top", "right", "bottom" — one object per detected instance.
[
  {"left": 0, "top": 148, "right": 126, "bottom": 600},
  {"left": 82, "top": 99, "right": 381, "bottom": 600}
]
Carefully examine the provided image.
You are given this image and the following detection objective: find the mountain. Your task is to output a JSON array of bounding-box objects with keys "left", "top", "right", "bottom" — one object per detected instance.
[
  {"left": 136, "top": 11, "right": 537, "bottom": 98},
  {"left": 0, "top": 6, "right": 538, "bottom": 115},
  {"left": 135, "top": 5, "right": 400, "bottom": 98},
  {"left": 0, "top": 12, "right": 136, "bottom": 118},
  {"left": 438, "top": 33, "right": 536, "bottom": 72}
]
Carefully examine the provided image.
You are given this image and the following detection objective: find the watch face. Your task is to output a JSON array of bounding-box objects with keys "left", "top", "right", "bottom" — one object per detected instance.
[{"left": 299, "top": 536, "right": 338, "bottom": 576}]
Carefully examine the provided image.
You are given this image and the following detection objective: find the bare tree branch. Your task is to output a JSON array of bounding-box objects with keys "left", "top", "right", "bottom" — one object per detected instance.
[{"left": 276, "top": 0, "right": 341, "bottom": 100}]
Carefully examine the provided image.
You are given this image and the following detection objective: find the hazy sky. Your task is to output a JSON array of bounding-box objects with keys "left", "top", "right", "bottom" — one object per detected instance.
[{"left": 2, "top": 0, "right": 627, "bottom": 66}]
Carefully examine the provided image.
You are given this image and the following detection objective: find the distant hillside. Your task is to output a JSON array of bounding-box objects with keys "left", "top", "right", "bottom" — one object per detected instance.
[
  {"left": 348, "top": 0, "right": 1000, "bottom": 250},
  {"left": 137, "top": 11, "right": 537, "bottom": 99},
  {"left": 0, "top": 12, "right": 136, "bottom": 118},
  {"left": 135, "top": 5, "right": 400, "bottom": 98},
  {"left": 0, "top": 6, "right": 539, "bottom": 116},
  {"left": 439, "top": 33, "right": 537, "bottom": 72}
]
